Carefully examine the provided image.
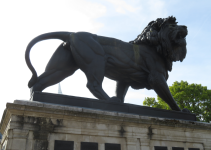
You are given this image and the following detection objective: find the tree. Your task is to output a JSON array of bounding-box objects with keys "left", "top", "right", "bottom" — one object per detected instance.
[{"left": 143, "top": 81, "right": 211, "bottom": 122}]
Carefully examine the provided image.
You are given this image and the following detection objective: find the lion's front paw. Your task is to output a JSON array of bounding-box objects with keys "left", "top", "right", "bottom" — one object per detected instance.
[
  {"left": 182, "top": 108, "right": 191, "bottom": 114},
  {"left": 109, "top": 97, "right": 122, "bottom": 103}
]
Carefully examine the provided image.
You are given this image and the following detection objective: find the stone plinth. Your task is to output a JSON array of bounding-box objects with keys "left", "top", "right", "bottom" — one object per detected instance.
[
  {"left": 31, "top": 92, "right": 197, "bottom": 121},
  {"left": 0, "top": 100, "right": 211, "bottom": 150}
]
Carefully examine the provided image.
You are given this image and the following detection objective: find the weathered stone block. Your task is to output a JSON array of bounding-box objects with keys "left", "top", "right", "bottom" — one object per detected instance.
[{"left": 0, "top": 100, "right": 211, "bottom": 150}]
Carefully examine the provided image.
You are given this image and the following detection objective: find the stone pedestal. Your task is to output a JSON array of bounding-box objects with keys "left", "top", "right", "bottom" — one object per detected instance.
[{"left": 0, "top": 100, "right": 211, "bottom": 150}]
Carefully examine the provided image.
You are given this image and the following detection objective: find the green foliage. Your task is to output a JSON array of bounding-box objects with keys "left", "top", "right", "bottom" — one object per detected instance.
[
  {"left": 143, "top": 81, "right": 211, "bottom": 122},
  {"left": 143, "top": 97, "right": 170, "bottom": 110}
]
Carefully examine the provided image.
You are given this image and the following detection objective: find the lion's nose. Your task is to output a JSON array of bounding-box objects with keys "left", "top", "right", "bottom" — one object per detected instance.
[{"left": 182, "top": 26, "right": 187, "bottom": 29}]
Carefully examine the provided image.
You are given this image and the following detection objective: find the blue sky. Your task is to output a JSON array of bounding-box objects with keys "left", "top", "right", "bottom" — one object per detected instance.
[{"left": 0, "top": 0, "right": 211, "bottom": 118}]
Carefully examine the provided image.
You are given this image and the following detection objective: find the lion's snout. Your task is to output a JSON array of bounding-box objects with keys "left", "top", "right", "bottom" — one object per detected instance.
[{"left": 178, "top": 26, "right": 188, "bottom": 38}]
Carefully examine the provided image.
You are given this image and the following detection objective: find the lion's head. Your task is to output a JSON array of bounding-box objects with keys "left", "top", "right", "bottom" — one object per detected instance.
[{"left": 130, "top": 16, "right": 188, "bottom": 71}]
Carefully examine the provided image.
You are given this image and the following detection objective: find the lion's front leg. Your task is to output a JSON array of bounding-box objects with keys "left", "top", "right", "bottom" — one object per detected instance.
[
  {"left": 112, "top": 81, "right": 129, "bottom": 103},
  {"left": 148, "top": 72, "right": 181, "bottom": 111}
]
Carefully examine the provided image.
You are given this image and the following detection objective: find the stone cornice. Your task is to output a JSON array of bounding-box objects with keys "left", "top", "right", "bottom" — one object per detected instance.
[{"left": 1, "top": 100, "right": 211, "bottom": 134}]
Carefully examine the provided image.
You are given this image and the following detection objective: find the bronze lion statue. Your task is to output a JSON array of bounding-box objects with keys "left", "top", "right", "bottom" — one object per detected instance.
[{"left": 25, "top": 16, "right": 188, "bottom": 112}]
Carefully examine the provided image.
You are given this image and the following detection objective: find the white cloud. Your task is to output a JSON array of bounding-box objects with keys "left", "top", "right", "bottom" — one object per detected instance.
[
  {"left": 105, "top": 0, "right": 167, "bottom": 18},
  {"left": 147, "top": 0, "right": 166, "bottom": 16},
  {"left": 139, "top": 0, "right": 167, "bottom": 22},
  {"left": 106, "top": 0, "right": 139, "bottom": 14},
  {"left": 99, "top": 0, "right": 167, "bottom": 40}
]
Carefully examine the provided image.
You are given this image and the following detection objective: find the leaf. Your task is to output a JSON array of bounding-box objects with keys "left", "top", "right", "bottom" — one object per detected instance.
[{"left": 143, "top": 81, "right": 211, "bottom": 122}]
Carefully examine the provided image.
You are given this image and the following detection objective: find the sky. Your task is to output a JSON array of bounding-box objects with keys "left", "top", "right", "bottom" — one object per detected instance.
[{"left": 0, "top": 0, "right": 211, "bottom": 119}]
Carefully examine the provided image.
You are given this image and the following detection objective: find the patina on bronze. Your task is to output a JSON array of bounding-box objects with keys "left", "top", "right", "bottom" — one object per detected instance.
[{"left": 25, "top": 16, "right": 188, "bottom": 112}]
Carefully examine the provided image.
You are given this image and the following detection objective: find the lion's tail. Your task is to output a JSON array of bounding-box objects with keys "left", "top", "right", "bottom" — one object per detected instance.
[{"left": 25, "top": 32, "right": 72, "bottom": 88}]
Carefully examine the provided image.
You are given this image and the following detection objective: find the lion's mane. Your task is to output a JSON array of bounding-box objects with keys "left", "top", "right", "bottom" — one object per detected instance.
[{"left": 130, "top": 16, "right": 187, "bottom": 71}]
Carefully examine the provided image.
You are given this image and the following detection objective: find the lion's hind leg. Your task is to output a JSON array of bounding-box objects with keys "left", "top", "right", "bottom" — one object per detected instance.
[
  {"left": 31, "top": 68, "right": 78, "bottom": 94},
  {"left": 85, "top": 60, "right": 110, "bottom": 101},
  {"left": 70, "top": 32, "right": 111, "bottom": 101},
  {"left": 30, "top": 43, "right": 78, "bottom": 95}
]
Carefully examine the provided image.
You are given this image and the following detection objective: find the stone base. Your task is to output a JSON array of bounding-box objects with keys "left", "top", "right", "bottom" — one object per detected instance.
[
  {"left": 0, "top": 100, "right": 211, "bottom": 150},
  {"left": 31, "top": 92, "right": 196, "bottom": 121}
]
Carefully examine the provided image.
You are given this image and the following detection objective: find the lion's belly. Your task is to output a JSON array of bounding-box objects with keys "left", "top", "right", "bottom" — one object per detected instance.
[{"left": 105, "top": 56, "right": 149, "bottom": 86}]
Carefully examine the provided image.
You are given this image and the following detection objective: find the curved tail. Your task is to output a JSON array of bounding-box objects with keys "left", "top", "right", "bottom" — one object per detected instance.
[{"left": 25, "top": 32, "right": 72, "bottom": 88}]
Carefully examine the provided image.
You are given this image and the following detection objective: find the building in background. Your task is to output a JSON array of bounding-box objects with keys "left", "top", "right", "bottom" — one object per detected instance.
[{"left": 58, "top": 83, "right": 62, "bottom": 94}]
